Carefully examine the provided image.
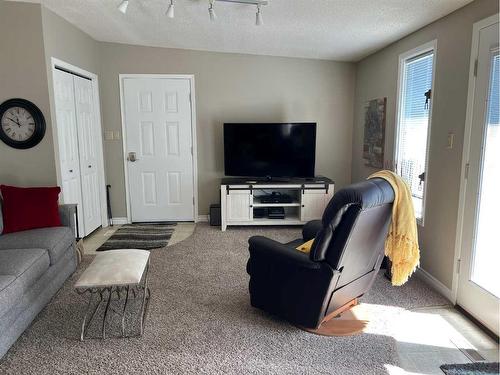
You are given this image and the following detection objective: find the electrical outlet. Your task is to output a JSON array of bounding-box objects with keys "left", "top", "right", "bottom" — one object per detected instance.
[{"left": 113, "top": 131, "right": 121, "bottom": 140}]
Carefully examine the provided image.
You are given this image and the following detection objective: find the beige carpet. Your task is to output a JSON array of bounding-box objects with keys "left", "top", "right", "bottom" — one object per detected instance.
[{"left": 0, "top": 224, "right": 448, "bottom": 374}]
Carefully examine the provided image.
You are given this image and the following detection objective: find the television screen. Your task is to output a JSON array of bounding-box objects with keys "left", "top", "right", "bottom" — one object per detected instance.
[{"left": 223, "top": 123, "right": 316, "bottom": 178}]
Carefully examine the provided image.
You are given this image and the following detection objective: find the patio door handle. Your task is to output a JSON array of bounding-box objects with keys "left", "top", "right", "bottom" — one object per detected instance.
[{"left": 418, "top": 172, "right": 425, "bottom": 187}]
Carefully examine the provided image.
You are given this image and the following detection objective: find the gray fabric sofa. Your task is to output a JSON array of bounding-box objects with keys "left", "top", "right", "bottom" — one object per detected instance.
[{"left": 0, "top": 204, "right": 77, "bottom": 359}]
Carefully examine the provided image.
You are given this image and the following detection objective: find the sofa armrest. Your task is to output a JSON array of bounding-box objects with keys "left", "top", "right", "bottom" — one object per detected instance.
[
  {"left": 302, "top": 220, "right": 322, "bottom": 241},
  {"left": 58, "top": 204, "right": 77, "bottom": 237},
  {"left": 248, "top": 236, "right": 320, "bottom": 270}
]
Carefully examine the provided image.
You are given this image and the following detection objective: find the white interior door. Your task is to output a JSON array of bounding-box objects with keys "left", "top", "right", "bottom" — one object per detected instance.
[
  {"left": 53, "top": 69, "right": 85, "bottom": 235},
  {"left": 74, "top": 76, "right": 102, "bottom": 235},
  {"left": 457, "top": 19, "right": 499, "bottom": 335},
  {"left": 122, "top": 77, "right": 195, "bottom": 222}
]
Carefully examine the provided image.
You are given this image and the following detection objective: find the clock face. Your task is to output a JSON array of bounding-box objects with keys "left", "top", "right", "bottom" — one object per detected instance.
[
  {"left": 1, "top": 106, "right": 36, "bottom": 142},
  {"left": 0, "top": 99, "right": 45, "bottom": 149}
]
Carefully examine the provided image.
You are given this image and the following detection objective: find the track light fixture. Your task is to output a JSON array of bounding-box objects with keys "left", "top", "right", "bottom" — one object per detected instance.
[
  {"left": 118, "top": 0, "right": 267, "bottom": 24},
  {"left": 217, "top": 0, "right": 268, "bottom": 24},
  {"left": 208, "top": 1, "right": 217, "bottom": 22},
  {"left": 166, "top": 0, "right": 175, "bottom": 19},
  {"left": 255, "top": 4, "right": 263, "bottom": 26},
  {"left": 117, "top": 0, "right": 129, "bottom": 14}
]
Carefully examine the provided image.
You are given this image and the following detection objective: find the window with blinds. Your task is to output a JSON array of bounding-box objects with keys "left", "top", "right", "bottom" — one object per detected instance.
[{"left": 396, "top": 47, "right": 435, "bottom": 224}]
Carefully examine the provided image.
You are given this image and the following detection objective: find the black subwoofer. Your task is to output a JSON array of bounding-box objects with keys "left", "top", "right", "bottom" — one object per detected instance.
[{"left": 209, "top": 204, "right": 221, "bottom": 226}]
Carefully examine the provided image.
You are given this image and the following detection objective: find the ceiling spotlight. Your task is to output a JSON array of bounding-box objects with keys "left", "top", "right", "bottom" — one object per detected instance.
[
  {"left": 255, "top": 4, "right": 263, "bottom": 26},
  {"left": 166, "top": 0, "right": 175, "bottom": 19},
  {"left": 208, "top": 1, "right": 216, "bottom": 22},
  {"left": 117, "top": 0, "right": 129, "bottom": 14}
]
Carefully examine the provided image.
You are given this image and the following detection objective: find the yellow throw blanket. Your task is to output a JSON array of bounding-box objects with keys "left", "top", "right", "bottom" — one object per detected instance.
[
  {"left": 296, "top": 239, "right": 314, "bottom": 253},
  {"left": 369, "top": 170, "right": 420, "bottom": 286}
]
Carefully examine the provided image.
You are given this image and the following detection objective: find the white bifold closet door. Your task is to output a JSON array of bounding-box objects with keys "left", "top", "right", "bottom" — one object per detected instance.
[{"left": 53, "top": 69, "right": 101, "bottom": 237}]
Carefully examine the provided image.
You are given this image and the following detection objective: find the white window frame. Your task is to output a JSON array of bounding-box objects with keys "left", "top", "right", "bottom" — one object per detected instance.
[{"left": 394, "top": 40, "right": 437, "bottom": 226}]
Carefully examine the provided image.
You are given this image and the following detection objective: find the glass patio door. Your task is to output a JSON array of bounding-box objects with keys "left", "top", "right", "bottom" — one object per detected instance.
[{"left": 457, "top": 18, "right": 499, "bottom": 335}]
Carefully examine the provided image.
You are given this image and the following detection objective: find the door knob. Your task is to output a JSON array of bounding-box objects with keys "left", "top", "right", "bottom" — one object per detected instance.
[{"left": 127, "top": 152, "right": 138, "bottom": 162}]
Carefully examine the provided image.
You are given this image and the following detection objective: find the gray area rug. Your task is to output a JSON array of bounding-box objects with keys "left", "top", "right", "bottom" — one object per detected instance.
[
  {"left": 96, "top": 223, "right": 176, "bottom": 251},
  {"left": 0, "top": 224, "right": 449, "bottom": 374},
  {"left": 440, "top": 362, "right": 500, "bottom": 375}
]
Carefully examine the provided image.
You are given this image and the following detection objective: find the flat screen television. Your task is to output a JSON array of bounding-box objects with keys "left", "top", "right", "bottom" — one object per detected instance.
[{"left": 223, "top": 123, "right": 316, "bottom": 178}]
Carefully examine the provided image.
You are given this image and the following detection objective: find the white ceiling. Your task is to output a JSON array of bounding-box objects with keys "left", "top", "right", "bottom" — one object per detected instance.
[{"left": 26, "top": 0, "right": 473, "bottom": 61}]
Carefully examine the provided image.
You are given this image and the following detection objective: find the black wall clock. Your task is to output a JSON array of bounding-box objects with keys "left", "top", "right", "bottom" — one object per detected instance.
[{"left": 0, "top": 98, "right": 46, "bottom": 149}]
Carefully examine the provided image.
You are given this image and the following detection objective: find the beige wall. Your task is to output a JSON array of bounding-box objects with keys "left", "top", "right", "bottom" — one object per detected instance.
[
  {"left": 41, "top": 7, "right": 100, "bottom": 75},
  {"left": 352, "top": 0, "right": 499, "bottom": 289},
  {"left": 99, "top": 44, "right": 355, "bottom": 216},
  {"left": 0, "top": 1, "right": 56, "bottom": 186}
]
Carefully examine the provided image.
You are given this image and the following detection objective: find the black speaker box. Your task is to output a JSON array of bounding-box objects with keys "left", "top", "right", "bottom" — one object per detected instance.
[{"left": 209, "top": 204, "right": 221, "bottom": 226}]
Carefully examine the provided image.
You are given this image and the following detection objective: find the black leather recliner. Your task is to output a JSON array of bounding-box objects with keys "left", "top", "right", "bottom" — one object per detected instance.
[{"left": 246, "top": 178, "right": 395, "bottom": 329}]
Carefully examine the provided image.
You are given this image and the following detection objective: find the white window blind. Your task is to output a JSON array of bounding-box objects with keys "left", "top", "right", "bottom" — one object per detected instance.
[
  {"left": 396, "top": 50, "right": 435, "bottom": 222},
  {"left": 489, "top": 54, "right": 500, "bottom": 125}
]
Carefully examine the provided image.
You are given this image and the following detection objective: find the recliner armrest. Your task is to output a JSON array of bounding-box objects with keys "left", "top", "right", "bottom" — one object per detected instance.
[
  {"left": 248, "top": 236, "right": 320, "bottom": 269},
  {"left": 302, "top": 220, "right": 322, "bottom": 241}
]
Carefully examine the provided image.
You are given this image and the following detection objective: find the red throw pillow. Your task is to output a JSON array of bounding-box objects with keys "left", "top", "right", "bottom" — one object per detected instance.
[{"left": 1, "top": 185, "right": 62, "bottom": 234}]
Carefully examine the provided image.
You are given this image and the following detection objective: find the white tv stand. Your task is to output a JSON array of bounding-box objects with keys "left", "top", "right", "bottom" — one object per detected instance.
[{"left": 220, "top": 177, "right": 334, "bottom": 231}]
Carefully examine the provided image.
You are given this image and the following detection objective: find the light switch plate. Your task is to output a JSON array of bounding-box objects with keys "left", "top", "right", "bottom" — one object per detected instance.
[
  {"left": 104, "top": 131, "right": 114, "bottom": 141},
  {"left": 447, "top": 132, "right": 454, "bottom": 149}
]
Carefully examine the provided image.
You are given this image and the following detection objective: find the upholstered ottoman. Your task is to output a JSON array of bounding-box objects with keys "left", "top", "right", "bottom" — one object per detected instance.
[{"left": 75, "top": 249, "right": 151, "bottom": 340}]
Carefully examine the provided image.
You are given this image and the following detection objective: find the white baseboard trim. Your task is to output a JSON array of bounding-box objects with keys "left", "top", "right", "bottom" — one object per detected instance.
[
  {"left": 415, "top": 267, "right": 454, "bottom": 303},
  {"left": 111, "top": 217, "right": 129, "bottom": 225},
  {"left": 197, "top": 215, "right": 209, "bottom": 222}
]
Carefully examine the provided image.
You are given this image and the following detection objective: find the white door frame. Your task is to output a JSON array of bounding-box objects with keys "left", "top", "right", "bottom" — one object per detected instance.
[
  {"left": 119, "top": 74, "right": 199, "bottom": 223},
  {"left": 452, "top": 14, "right": 499, "bottom": 304},
  {"left": 50, "top": 57, "right": 108, "bottom": 231}
]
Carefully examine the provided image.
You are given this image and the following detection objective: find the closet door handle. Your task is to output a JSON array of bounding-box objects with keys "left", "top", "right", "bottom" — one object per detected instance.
[
  {"left": 88, "top": 165, "right": 92, "bottom": 168},
  {"left": 69, "top": 169, "right": 73, "bottom": 173}
]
